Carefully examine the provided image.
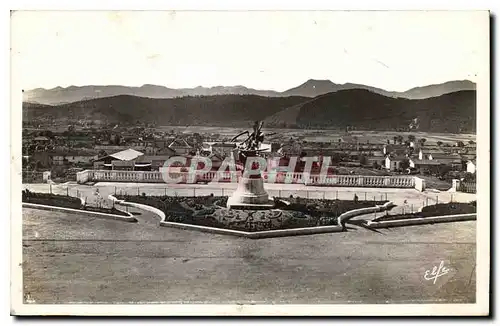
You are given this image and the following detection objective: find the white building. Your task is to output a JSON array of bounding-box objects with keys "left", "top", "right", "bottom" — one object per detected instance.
[
  {"left": 385, "top": 155, "right": 407, "bottom": 171},
  {"left": 466, "top": 160, "right": 477, "bottom": 174}
]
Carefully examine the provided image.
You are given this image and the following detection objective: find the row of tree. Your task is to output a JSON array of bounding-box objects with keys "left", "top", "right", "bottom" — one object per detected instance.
[{"left": 390, "top": 135, "right": 476, "bottom": 148}]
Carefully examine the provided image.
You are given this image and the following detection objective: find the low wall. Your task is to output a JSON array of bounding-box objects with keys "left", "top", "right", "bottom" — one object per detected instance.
[
  {"left": 108, "top": 195, "right": 166, "bottom": 222},
  {"left": 337, "top": 201, "right": 395, "bottom": 226},
  {"left": 161, "top": 221, "right": 343, "bottom": 239},
  {"left": 22, "top": 203, "right": 137, "bottom": 222},
  {"left": 366, "top": 213, "right": 476, "bottom": 228}
]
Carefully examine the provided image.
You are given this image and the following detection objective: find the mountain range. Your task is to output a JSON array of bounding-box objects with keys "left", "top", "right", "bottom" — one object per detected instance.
[
  {"left": 23, "top": 89, "right": 476, "bottom": 133},
  {"left": 23, "top": 79, "right": 476, "bottom": 105}
]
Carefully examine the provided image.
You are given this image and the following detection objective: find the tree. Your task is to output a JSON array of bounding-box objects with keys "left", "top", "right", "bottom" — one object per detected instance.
[
  {"left": 38, "top": 130, "right": 54, "bottom": 138},
  {"left": 464, "top": 172, "right": 476, "bottom": 182},
  {"left": 359, "top": 154, "right": 368, "bottom": 166},
  {"left": 400, "top": 158, "right": 410, "bottom": 171},
  {"left": 393, "top": 136, "right": 398, "bottom": 144},
  {"left": 372, "top": 161, "right": 380, "bottom": 169},
  {"left": 437, "top": 141, "right": 443, "bottom": 147},
  {"left": 468, "top": 140, "right": 476, "bottom": 145},
  {"left": 396, "top": 135, "right": 404, "bottom": 144},
  {"left": 438, "top": 164, "right": 452, "bottom": 178},
  {"left": 408, "top": 135, "right": 416, "bottom": 143},
  {"left": 419, "top": 138, "right": 427, "bottom": 147},
  {"left": 331, "top": 153, "right": 342, "bottom": 163},
  {"left": 457, "top": 141, "right": 465, "bottom": 148}
]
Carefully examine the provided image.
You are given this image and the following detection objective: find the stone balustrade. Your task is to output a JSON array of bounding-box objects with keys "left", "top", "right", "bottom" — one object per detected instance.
[
  {"left": 306, "top": 174, "right": 416, "bottom": 188},
  {"left": 76, "top": 169, "right": 424, "bottom": 191}
]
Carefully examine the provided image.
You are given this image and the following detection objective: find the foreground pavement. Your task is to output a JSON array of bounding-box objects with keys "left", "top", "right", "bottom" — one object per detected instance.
[{"left": 22, "top": 207, "right": 476, "bottom": 304}]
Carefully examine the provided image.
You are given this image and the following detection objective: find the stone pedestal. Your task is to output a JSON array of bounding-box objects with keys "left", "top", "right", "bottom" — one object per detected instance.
[{"left": 226, "top": 175, "right": 274, "bottom": 209}]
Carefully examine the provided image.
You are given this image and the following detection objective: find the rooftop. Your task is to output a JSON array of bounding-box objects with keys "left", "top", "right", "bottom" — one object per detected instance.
[
  {"left": 388, "top": 155, "right": 408, "bottom": 161},
  {"left": 109, "top": 148, "right": 144, "bottom": 161},
  {"left": 411, "top": 159, "right": 442, "bottom": 166},
  {"left": 137, "top": 155, "right": 175, "bottom": 163}
]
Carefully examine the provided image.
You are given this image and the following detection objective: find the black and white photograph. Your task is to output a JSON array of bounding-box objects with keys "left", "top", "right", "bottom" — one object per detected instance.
[{"left": 10, "top": 9, "right": 490, "bottom": 316}]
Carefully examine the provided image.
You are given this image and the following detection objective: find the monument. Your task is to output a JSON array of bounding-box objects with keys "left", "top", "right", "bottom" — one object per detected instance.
[{"left": 226, "top": 121, "right": 275, "bottom": 209}]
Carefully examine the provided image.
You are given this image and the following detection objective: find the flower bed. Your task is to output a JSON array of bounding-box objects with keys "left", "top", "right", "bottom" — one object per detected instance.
[
  {"left": 277, "top": 197, "right": 388, "bottom": 216},
  {"left": 116, "top": 194, "right": 386, "bottom": 232},
  {"left": 22, "top": 190, "right": 130, "bottom": 217},
  {"left": 373, "top": 202, "right": 477, "bottom": 222}
]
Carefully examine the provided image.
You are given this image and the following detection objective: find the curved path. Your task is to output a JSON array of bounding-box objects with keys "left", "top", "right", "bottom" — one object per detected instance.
[{"left": 22, "top": 206, "right": 476, "bottom": 304}]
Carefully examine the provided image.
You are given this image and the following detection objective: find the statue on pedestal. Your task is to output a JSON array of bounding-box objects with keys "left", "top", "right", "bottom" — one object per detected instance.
[{"left": 226, "top": 121, "right": 276, "bottom": 209}]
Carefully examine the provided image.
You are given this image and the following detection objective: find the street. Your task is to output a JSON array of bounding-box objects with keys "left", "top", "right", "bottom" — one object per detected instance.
[{"left": 22, "top": 207, "right": 476, "bottom": 304}]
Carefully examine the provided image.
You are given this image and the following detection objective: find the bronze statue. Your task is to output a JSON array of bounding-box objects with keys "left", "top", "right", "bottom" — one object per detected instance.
[{"left": 230, "top": 121, "right": 275, "bottom": 163}]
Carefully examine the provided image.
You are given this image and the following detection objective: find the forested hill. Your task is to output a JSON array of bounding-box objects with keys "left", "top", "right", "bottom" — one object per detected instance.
[{"left": 23, "top": 90, "right": 476, "bottom": 133}]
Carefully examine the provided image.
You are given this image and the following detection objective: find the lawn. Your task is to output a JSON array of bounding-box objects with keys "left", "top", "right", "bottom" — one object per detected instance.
[
  {"left": 22, "top": 190, "right": 130, "bottom": 216},
  {"left": 116, "top": 194, "right": 387, "bottom": 232}
]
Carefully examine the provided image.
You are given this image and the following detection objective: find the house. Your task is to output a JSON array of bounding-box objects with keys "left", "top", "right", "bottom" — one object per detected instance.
[
  {"left": 460, "top": 148, "right": 477, "bottom": 161},
  {"left": 467, "top": 159, "right": 477, "bottom": 174},
  {"left": 372, "top": 150, "right": 385, "bottom": 158},
  {"left": 135, "top": 155, "right": 179, "bottom": 171},
  {"left": 383, "top": 144, "right": 408, "bottom": 156},
  {"left": 33, "top": 136, "right": 50, "bottom": 144},
  {"left": 206, "top": 153, "right": 226, "bottom": 170},
  {"left": 51, "top": 150, "right": 99, "bottom": 166},
  {"left": 409, "top": 159, "right": 442, "bottom": 173},
  {"left": 66, "top": 135, "right": 94, "bottom": 147},
  {"left": 385, "top": 155, "right": 408, "bottom": 171},
  {"left": 278, "top": 142, "right": 302, "bottom": 156},
  {"left": 153, "top": 139, "right": 169, "bottom": 149},
  {"left": 155, "top": 147, "right": 176, "bottom": 157},
  {"left": 168, "top": 138, "right": 194, "bottom": 155},
  {"left": 202, "top": 142, "right": 238, "bottom": 157},
  {"left": 366, "top": 156, "right": 385, "bottom": 168},
  {"left": 258, "top": 143, "right": 272, "bottom": 153},
  {"left": 28, "top": 151, "right": 52, "bottom": 168},
  {"left": 110, "top": 160, "right": 136, "bottom": 171},
  {"left": 95, "top": 145, "right": 130, "bottom": 152},
  {"left": 428, "top": 153, "right": 463, "bottom": 170},
  {"left": 418, "top": 148, "right": 445, "bottom": 160},
  {"left": 271, "top": 142, "right": 282, "bottom": 153}
]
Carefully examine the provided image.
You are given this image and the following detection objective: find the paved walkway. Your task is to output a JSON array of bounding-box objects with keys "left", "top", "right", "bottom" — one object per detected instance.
[
  {"left": 22, "top": 207, "right": 476, "bottom": 304},
  {"left": 23, "top": 181, "right": 476, "bottom": 216}
]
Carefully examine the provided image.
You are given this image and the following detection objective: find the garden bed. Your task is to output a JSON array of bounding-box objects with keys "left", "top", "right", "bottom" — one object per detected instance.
[
  {"left": 116, "top": 194, "right": 386, "bottom": 232},
  {"left": 373, "top": 202, "right": 477, "bottom": 222},
  {"left": 22, "top": 191, "right": 130, "bottom": 217}
]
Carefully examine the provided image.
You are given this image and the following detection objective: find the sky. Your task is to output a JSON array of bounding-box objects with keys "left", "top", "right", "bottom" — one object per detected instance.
[{"left": 11, "top": 10, "right": 488, "bottom": 92}]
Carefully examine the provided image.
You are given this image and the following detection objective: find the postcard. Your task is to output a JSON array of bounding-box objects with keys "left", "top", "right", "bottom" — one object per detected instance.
[{"left": 11, "top": 9, "right": 490, "bottom": 316}]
